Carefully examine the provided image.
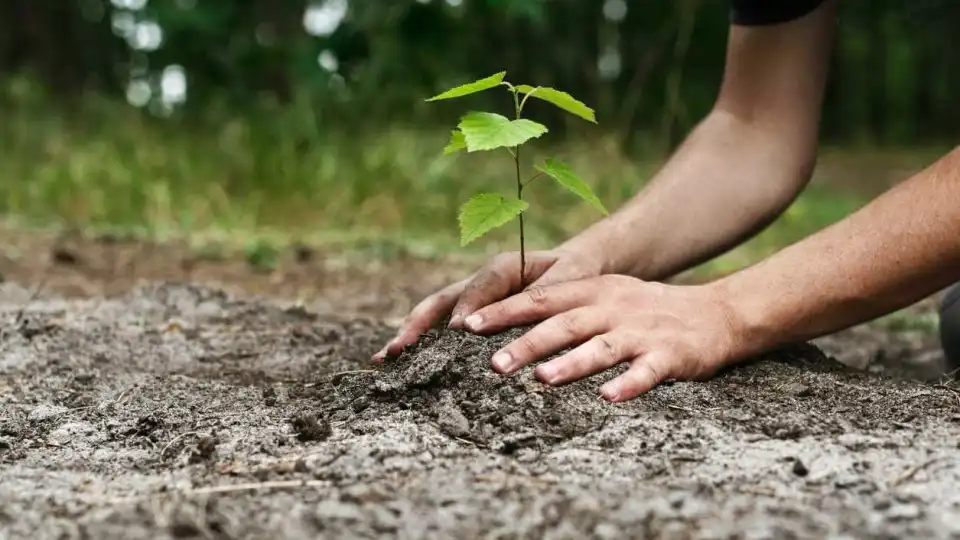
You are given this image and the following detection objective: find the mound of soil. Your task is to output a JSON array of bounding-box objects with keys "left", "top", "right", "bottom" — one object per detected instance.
[
  {"left": 323, "top": 325, "right": 612, "bottom": 454},
  {"left": 2, "top": 282, "right": 959, "bottom": 540}
]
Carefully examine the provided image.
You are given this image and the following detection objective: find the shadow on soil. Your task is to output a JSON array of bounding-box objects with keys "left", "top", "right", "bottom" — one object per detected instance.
[{"left": 1, "top": 282, "right": 959, "bottom": 539}]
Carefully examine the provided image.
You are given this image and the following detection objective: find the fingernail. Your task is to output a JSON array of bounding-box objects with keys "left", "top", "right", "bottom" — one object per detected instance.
[
  {"left": 535, "top": 365, "right": 557, "bottom": 384},
  {"left": 600, "top": 380, "right": 620, "bottom": 401},
  {"left": 491, "top": 351, "right": 514, "bottom": 372},
  {"left": 464, "top": 314, "right": 483, "bottom": 331},
  {"left": 449, "top": 313, "right": 463, "bottom": 328},
  {"left": 372, "top": 347, "right": 386, "bottom": 362}
]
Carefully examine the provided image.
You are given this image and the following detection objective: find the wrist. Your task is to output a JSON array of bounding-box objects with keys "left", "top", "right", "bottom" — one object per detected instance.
[
  {"left": 558, "top": 217, "right": 638, "bottom": 276},
  {"left": 706, "top": 272, "right": 783, "bottom": 362}
]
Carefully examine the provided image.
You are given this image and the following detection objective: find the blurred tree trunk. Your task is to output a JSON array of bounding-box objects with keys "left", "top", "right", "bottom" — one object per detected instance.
[{"left": 0, "top": 0, "right": 125, "bottom": 96}]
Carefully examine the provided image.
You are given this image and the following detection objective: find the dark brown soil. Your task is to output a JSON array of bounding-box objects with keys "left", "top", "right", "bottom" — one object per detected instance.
[{"left": 1, "top": 278, "right": 959, "bottom": 540}]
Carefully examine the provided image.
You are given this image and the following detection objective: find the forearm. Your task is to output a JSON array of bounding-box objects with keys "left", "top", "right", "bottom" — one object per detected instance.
[
  {"left": 561, "top": 109, "right": 816, "bottom": 280},
  {"left": 716, "top": 146, "right": 960, "bottom": 358}
]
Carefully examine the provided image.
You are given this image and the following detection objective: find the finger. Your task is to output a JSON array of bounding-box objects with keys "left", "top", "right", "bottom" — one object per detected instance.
[
  {"left": 600, "top": 351, "right": 675, "bottom": 402},
  {"left": 373, "top": 278, "right": 470, "bottom": 361},
  {"left": 489, "top": 307, "right": 611, "bottom": 374},
  {"left": 464, "top": 278, "right": 603, "bottom": 334},
  {"left": 451, "top": 253, "right": 556, "bottom": 326},
  {"left": 534, "top": 331, "right": 636, "bottom": 385}
]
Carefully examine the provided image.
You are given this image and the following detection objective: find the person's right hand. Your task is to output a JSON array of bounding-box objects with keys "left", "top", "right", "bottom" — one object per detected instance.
[{"left": 372, "top": 248, "right": 604, "bottom": 361}]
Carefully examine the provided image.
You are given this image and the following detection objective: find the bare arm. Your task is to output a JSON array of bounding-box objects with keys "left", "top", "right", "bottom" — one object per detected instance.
[
  {"left": 561, "top": 0, "right": 837, "bottom": 280},
  {"left": 717, "top": 146, "right": 960, "bottom": 357}
]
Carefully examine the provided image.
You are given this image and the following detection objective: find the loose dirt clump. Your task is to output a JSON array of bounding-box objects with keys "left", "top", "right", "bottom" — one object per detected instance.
[{"left": 323, "top": 326, "right": 610, "bottom": 454}]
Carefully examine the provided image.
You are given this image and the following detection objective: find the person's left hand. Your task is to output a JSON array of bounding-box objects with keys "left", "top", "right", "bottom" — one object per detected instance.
[{"left": 460, "top": 275, "right": 746, "bottom": 402}]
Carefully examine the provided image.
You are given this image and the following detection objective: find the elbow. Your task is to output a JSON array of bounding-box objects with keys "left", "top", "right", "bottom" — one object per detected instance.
[{"left": 706, "top": 105, "right": 820, "bottom": 195}]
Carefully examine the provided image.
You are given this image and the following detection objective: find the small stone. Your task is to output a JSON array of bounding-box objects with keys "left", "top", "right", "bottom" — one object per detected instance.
[
  {"left": 792, "top": 458, "right": 809, "bottom": 477},
  {"left": 437, "top": 406, "right": 470, "bottom": 438},
  {"left": 783, "top": 382, "right": 812, "bottom": 397},
  {"left": 369, "top": 505, "right": 399, "bottom": 532}
]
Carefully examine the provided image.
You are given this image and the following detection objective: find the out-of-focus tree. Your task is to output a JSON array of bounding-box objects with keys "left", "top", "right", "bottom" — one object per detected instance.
[{"left": 1, "top": 0, "right": 958, "bottom": 146}]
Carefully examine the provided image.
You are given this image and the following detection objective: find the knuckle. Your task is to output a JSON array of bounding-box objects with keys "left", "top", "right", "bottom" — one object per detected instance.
[
  {"left": 526, "top": 285, "right": 550, "bottom": 307},
  {"left": 593, "top": 334, "right": 620, "bottom": 362},
  {"left": 637, "top": 361, "right": 663, "bottom": 387},
  {"left": 513, "top": 335, "right": 540, "bottom": 358},
  {"left": 557, "top": 311, "right": 585, "bottom": 338}
]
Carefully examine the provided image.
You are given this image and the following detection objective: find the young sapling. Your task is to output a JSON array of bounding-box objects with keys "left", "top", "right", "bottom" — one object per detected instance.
[{"left": 425, "top": 71, "right": 608, "bottom": 286}]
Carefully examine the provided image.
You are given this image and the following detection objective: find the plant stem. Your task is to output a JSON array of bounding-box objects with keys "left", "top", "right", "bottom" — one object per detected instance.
[
  {"left": 516, "top": 144, "right": 525, "bottom": 287},
  {"left": 511, "top": 88, "right": 526, "bottom": 287}
]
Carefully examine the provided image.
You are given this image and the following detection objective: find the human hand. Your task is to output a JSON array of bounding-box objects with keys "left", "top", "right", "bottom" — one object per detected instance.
[
  {"left": 373, "top": 248, "right": 604, "bottom": 361},
  {"left": 459, "top": 275, "right": 744, "bottom": 402}
]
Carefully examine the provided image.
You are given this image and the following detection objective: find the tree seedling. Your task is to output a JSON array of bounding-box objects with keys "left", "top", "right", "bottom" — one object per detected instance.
[{"left": 425, "top": 71, "right": 608, "bottom": 286}]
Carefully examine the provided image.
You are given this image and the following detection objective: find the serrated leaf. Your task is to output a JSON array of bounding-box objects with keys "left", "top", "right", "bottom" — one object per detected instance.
[
  {"left": 443, "top": 130, "right": 466, "bottom": 155},
  {"left": 536, "top": 158, "right": 608, "bottom": 215},
  {"left": 458, "top": 193, "right": 529, "bottom": 246},
  {"left": 515, "top": 85, "right": 597, "bottom": 123},
  {"left": 457, "top": 112, "right": 548, "bottom": 152},
  {"left": 426, "top": 72, "right": 507, "bottom": 101}
]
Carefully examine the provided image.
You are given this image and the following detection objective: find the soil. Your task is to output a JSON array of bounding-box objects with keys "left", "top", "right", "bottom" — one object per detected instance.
[{"left": 1, "top": 229, "right": 960, "bottom": 539}]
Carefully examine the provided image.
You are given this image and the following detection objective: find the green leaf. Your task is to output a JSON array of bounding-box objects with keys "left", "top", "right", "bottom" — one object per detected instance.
[
  {"left": 457, "top": 112, "right": 548, "bottom": 152},
  {"left": 515, "top": 85, "right": 597, "bottom": 123},
  {"left": 443, "top": 130, "right": 466, "bottom": 155},
  {"left": 458, "top": 193, "right": 529, "bottom": 246},
  {"left": 536, "top": 158, "right": 608, "bottom": 215},
  {"left": 426, "top": 72, "right": 507, "bottom": 101}
]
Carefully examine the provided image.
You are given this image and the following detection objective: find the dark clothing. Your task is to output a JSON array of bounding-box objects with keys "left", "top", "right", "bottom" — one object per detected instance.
[{"left": 730, "top": 0, "right": 828, "bottom": 26}]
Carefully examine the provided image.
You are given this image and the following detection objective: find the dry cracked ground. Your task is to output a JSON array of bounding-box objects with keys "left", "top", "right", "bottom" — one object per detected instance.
[{"left": 1, "top": 229, "right": 959, "bottom": 539}]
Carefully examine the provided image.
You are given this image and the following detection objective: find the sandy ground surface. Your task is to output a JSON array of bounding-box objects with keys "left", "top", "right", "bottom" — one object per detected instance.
[{"left": 1, "top": 229, "right": 959, "bottom": 539}]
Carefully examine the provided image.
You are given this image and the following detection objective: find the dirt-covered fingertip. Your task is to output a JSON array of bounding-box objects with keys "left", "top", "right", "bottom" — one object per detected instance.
[{"left": 448, "top": 312, "right": 465, "bottom": 328}]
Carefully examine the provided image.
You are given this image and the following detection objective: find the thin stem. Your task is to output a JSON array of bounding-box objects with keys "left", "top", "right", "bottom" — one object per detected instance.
[
  {"left": 516, "top": 145, "right": 525, "bottom": 288},
  {"left": 518, "top": 86, "right": 540, "bottom": 114},
  {"left": 511, "top": 87, "right": 526, "bottom": 287}
]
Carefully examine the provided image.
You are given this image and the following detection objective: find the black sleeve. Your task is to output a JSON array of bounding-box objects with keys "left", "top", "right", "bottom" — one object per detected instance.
[{"left": 730, "top": 0, "right": 827, "bottom": 26}]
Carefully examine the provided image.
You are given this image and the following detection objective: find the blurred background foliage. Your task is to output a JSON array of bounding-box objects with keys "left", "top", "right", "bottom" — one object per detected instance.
[{"left": 0, "top": 0, "right": 957, "bottom": 272}]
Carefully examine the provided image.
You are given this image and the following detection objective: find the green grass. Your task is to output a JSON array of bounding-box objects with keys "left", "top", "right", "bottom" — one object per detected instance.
[{"left": 0, "top": 77, "right": 915, "bottom": 278}]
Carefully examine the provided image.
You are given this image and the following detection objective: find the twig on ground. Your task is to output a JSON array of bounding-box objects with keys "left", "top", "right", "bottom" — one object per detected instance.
[
  {"left": 933, "top": 384, "right": 960, "bottom": 408},
  {"left": 454, "top": 436, "right": 486, "bottom": 448},
  {"left": 889, "top": 457, "right": 941, "bottom": 488},
  {"left": 109, "top": 385, "right": 135, "bottom": 408},
  {"left": 160, "top": 431, "right": 198, "bottom": 459},
  {"left": 666, "top": 404, "right": 697, "bottom": 414},
  {"left": 184, "top": 479, "right": 331, "bottom": 496},
  {"left": 666, "top": 403, "right": 720, "bottom": 414},
  {"left": 737, "top": 485, "right": 777, "bottom": 497},
  {"left": 328, "top": 370, "right": 377, "bottom": 378}
]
